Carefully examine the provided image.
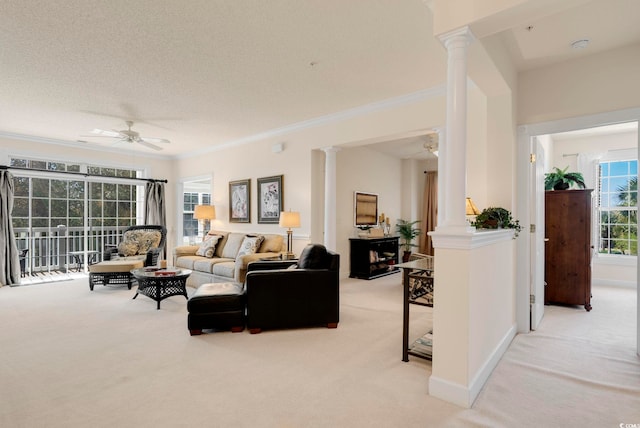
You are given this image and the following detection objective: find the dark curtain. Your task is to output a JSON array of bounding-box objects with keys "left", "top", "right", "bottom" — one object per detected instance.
[
  {"left": 1, "top": 170, "right": 20, "bottom": 285},
  {"left": 144, "top": 181, "right": 166, "bottom": 258}
]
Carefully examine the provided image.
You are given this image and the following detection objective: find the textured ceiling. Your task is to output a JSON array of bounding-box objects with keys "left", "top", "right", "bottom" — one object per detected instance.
[{"left": 0, "top": 0, "right": 638, "bottom": 158}]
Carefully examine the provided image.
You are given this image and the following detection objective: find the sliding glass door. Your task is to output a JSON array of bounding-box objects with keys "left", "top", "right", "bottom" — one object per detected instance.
[{"left": 10, "top": 158, "right": 143, "bottom": 276}]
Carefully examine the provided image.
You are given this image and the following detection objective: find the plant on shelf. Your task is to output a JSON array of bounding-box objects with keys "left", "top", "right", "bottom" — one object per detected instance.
[
  {"left": 471, "top": 207, "right": 522, "bottom": 238},
  {"left": 396, "top": 219, "right": 421, "bottom": 262},
  {"left": 544, "top": 166, "right": 586, "bottom": 190}
]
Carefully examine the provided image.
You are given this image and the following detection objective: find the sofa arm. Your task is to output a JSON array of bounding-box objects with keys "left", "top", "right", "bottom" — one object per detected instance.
[
  {"left": 174, "top": 245, "right": 199, "bottom": 257},
  {"left": 235, "top": 252, "right": 283, "bottom": 283}
]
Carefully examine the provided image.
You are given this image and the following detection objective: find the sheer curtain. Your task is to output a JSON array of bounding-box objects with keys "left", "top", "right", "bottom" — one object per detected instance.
[
  {"left": 419, "top": 171, "right": 438, "bottom": 256},
  {"left": 1, "top": 170, "right": 20, "bottom": 286}
]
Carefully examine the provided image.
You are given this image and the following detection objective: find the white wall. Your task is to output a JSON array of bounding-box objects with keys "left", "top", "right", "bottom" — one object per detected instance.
[
  {"left": 336, "top": 146, "right": 403, "bottom": 278},
  {"left": 518, "top": 43, "right": 640, "bottom": 126}
]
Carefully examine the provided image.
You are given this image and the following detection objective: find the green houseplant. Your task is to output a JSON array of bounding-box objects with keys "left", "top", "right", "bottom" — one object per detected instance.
[
  {"left": 471, "top": 207, "right": 522, "bottom": 238},
  {"left": 544, "top": 166, "right": 586, "bottom": 190},
  {"left": 396, "top": 219, "right": 421, "bottom": 262}
]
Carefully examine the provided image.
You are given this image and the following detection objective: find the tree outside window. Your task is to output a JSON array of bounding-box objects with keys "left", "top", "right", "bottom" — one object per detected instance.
[{"left": 598, "top": 160, "right": 638, "bottom": 256}]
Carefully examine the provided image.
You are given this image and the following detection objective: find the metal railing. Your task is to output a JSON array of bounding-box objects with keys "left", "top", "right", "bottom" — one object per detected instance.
[{"left": 14, "top": 225, "right": 128, "bottom": 275}]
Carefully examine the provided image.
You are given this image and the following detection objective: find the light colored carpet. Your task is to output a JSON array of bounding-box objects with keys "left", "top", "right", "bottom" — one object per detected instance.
[{"left": 0, "top": 275, "right": 637, "bottom": 427}]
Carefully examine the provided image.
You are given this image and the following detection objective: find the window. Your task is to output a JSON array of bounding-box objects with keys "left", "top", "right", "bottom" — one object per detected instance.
[
  {"left": 597, "top": 159, "right": 638, "bottom": 256},
  {"left": 183, "top": 192, "right": 211, "bottom": 242}
]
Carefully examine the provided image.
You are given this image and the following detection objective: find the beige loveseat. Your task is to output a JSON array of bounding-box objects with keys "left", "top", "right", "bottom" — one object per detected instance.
[{"left": 173, "top": 230, "right": 285, "bottom": 288}]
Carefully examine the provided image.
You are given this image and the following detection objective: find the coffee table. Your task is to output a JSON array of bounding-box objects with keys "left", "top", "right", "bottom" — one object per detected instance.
[{"left": 131, "top": 268, "right": 192, "bottom": 309}]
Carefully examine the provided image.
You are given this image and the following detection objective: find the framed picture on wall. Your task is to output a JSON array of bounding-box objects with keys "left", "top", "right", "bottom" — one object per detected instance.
[
  {"left": 257, "top": 175, "right": 283, "bottom": 224},
  {"left": 229, "top": 179, "right": 251, "bottom": 223},
  {"left": 354, "top": 191, "right": 378, "bottom": 227}
]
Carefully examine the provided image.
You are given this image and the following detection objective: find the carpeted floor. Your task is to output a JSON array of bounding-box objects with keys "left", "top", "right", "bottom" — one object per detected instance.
[{"left": 0, "top": 275, "right": 638, "bottom": 427}]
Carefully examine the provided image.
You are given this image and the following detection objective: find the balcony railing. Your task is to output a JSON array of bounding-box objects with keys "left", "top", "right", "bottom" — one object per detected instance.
[{"left": 14, "top": 225, "right": 128, "bottom": 275}]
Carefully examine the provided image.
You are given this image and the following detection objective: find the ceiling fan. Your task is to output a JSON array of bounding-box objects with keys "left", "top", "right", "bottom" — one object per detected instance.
[{"left": 80, "top": 120, "right": 170, "bottom": 151}]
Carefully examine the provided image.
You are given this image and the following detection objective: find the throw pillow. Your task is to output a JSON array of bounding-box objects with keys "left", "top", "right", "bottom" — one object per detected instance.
[
  {"left": 137, "top": 230, "right": 162, "bottom": 254},
  {"left": 196, "top": 235, "right": 221, "bottom": 258},
  {"left": 236, "top": 235, "right": 265, "bottom": 258},
  {"left": 118, "top": 238, "right": 139, "bottom": 257}
]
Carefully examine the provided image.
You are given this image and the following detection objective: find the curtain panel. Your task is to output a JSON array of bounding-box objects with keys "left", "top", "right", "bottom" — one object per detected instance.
[
  {"left": 144, "top": 181, "right": 166, "bottom": 259},
  {"left": 419, "top": 171, "right": 437, "bottom": 256},
  {"left": 0, "top": 170, "right": 20, "bottom": 285}
]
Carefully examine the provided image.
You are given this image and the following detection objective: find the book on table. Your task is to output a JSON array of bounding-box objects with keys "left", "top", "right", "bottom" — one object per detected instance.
[{"left": 155, "top": 269, "right": 179, "bottom": 276}]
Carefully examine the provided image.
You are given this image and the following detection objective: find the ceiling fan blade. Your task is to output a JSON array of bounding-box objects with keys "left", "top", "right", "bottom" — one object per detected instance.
[
  {"left": 141, "top": 137, "right": 170, "bottom": 144},
  {"left": 136, "top": 140, "right": 163, "bottom": 151},
  {"left": 90, "top": 128, "right": 123, "bottom": 137},
  {"left": 79, "top": 134, "right": 122, "bottom": 139}
]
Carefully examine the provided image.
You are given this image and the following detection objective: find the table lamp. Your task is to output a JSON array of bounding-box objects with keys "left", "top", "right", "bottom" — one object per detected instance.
[
  {"left": 279, "top": 210, "right": 300, "bottom": 259},
  {"left": 194, "top": 205, "right": 216, "bottom": 238},
  {"left": 466, "top": 197, "right": 480, "bottom": 223}
]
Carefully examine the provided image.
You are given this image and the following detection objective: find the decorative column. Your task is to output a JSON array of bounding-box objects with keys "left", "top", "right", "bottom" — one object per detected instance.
[
  {"left": 437, "top": 26, "right": 474, "bottom": 234},
  {"left": 322, "top": 147, "right": 339, "bottom": 251}
]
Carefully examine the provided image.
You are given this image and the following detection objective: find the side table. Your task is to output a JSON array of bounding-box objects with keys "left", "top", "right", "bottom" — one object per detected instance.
[
  {"left": 397, "top": 257, "right": 434, "bottom": 362},
  {"left": 69, "top": 250, "right": 99, "bottom": 272},
  {"left": 131, "top": 268, "right": 191, "bottom": 310}
]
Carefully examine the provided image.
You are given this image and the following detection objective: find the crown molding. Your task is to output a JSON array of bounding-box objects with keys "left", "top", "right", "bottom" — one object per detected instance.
[{"left": 176, "top": 85, "right": 446, "bottom": 160}]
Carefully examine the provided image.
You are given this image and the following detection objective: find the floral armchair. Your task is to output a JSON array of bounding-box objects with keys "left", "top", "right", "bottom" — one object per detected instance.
[{"left": 104, "top": 225, "right": 167, "bottom": 267}]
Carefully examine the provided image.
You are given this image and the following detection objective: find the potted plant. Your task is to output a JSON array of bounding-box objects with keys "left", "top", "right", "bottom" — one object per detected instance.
[
  {"left": 544, "top": 166, "right": 586, "bottom": 190},
  {"left": 396, "top": 219, "right": 421, "bottom": 262},
  {"left": 471, "top": 207, "right": 522, "bottom": 238}
]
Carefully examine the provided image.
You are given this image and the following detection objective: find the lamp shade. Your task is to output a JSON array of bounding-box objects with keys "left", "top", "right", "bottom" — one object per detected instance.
[
  {"left": 279, "top": 211, "right": 301, "bottom": 228},
  {"left": 194, "top": 205, "right": 216, "bottom": 220},
  {"left": 465, "top": 198, "right": 480, "bottom": 216}
]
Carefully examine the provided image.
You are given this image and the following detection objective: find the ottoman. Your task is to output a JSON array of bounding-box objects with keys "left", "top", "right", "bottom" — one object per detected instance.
[
  {"left": 88, "top": 260, "right": 144, "bottom": 290},
  {"left": 187, "top": 283, "right": 246, "bottom": 335}
]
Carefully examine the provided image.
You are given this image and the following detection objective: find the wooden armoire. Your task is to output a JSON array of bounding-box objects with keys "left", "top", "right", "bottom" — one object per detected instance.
[{"left": 544, "top": 189, "right": 593, "bottom": 311}]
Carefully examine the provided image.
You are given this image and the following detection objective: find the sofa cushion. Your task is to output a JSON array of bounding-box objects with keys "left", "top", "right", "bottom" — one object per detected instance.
[
  {"left": 196, "top": 235, "right": 221, "bottom": 258},
  {"left": 110, "top": 254, "right": 147, "bottom": 263},
  {"left": 237, "top": 235, "right": 264, "bottom": 257},
  {"left": 175, "top": 256, "right": 198, "bottom": 270},
  {"left": 213, "top": 261, "right": 236, "bottom": 279},
  {"left": 208, "top": 230, "right": 230, "bottom": 258},
  {"left": 259, "top": 234, "right": 284, "bottom": 253},
  {"left": 193, "top": 257, "right": 234, "bottom": 274},
  {"left": 221, "top": 233, "right": 246, "bottom": 259}
]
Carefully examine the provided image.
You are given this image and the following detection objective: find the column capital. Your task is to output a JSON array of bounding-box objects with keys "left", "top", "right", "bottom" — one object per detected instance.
[
  {"left": 438, "top": 26, "right": 475, "bottom": 48},
  {"left": 321, "top": 146, "right": 341, "bottom": 154}
]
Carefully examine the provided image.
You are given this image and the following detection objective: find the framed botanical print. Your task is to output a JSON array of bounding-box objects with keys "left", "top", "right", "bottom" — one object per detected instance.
[
  {"left": 257, "top": 175, "right": 283, "bottom": 224},
  {"left": 229, "top": 179, "right": 250, "bottom": 223}
]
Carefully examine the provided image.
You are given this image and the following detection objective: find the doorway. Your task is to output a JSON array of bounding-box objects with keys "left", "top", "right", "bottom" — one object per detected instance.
[{"left": 516, "top": 107, "right": 640, "bottom": 355}]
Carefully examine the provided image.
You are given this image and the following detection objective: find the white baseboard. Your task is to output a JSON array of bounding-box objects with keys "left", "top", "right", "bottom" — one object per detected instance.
[{"left": 429, "top": 324, "right": 517, "bottom": 408}]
